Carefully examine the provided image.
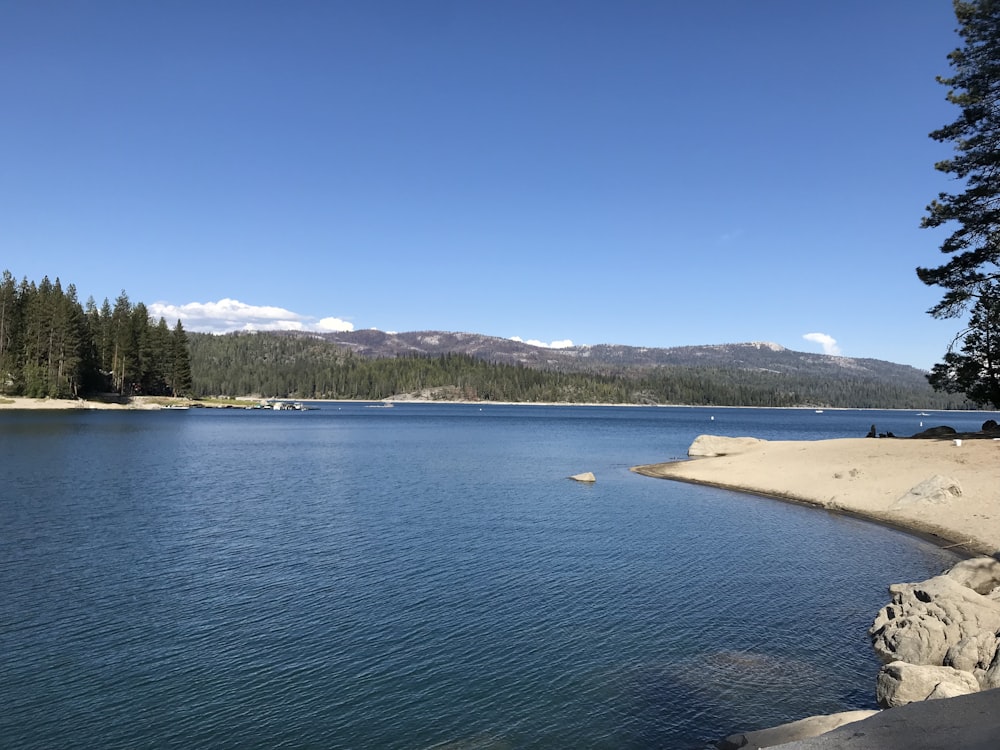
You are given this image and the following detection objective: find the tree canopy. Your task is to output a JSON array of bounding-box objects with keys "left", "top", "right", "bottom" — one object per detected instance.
[
  {"left": 918, "top": 0, "right": 1000, "bottom": 407},
  {"left": 0, "top": 270, "right": 192, "bottom": 399}
]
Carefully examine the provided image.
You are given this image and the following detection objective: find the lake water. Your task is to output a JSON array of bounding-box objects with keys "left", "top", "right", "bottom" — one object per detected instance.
[{"left": 1, "top": 404, "right": 991, "bottom": 749}]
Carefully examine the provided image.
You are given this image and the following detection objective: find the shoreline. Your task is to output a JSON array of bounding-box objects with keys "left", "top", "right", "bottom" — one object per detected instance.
[
  {"left": 631, "top": 435, "right": 1000, "bottom": 557},
  {"left": 2, "top": 395, "right": 998, "bottom": 414},
  {"left": 634, "top": 435, "right": 1000, "bottom": 748}
]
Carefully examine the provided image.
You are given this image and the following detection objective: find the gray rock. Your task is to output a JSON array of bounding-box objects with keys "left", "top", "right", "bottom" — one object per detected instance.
[
  {"left": 718, "top": 710, "right": 878, "bottom": 749},
  {"left": 772, "top": 687, "right": 1000, "bottom": 749},
  {"left": 911, "top": 425, "right": 957, "bottom": 438},
  {"left": 687, "top": 435, "right": 764, "bottom": 457},
  {"left": 568, "top": 472, "right": 596, "bottom": 483},
  {"left": 870, "top": 574, "right": 1000, "bottom": 670},
  {"left": 875, "top": 661, "right": 980, "bottom": 708},
  {"left": 946, "top": 557, "right": 1000, "bottom": 596},
  {"left": 892, "top": 474, "right": 962, "bottom": 508}
]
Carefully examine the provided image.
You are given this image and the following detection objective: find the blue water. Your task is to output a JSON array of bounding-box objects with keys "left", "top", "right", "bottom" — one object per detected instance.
[{"left": 1, "top": 405, "right": 991, "bottom": 749}]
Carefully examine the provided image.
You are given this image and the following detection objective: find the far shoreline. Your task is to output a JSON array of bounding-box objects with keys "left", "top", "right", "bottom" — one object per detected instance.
[{"left": 2, "top": 395, "right": 999, "bottom": 415}]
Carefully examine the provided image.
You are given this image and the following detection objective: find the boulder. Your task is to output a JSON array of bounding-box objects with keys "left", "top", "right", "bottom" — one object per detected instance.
[
  {"left": 946, "top": 557, "right": 1000, "bottom": 596},
  {"left": 911, "top": 425, "right": 957, "bottom": 438},
  {"left": 891, "top": 474, "right": 962, "bottom": 509},
  {"left": 766, "top": 688, "right": 1000, "bottom": 749},
  {"left": 869, "top": 563, "right": 1000, "bottom": 690},
  {"left": 569, "top": 472, "right": 596, "bottom": 483},
  {"left": 687, "top": 435, "right": 764, "bottom": 457},
  {"left": 875, "top": 661, "right": 980, "bottom": 708}
]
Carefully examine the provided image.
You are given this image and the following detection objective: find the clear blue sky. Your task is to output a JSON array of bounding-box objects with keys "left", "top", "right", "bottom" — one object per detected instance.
[{"left": 1, "top": 1, "right": 969, "bottom": 369}]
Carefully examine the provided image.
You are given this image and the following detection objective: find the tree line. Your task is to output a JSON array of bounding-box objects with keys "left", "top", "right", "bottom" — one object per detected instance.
[
  {"left": 0, "top": 268, "right": 977, "bottom": 409},
  {"left": 0, "top": 270, "right": 192, "bottom": 399},
  {"left": 188, "top": 331, "right": 970, "bottom": 409}
]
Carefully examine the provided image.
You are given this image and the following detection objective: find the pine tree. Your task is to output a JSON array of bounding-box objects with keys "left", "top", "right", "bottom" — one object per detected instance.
[
  {"left": 0, "top": 270, "right": 18, "bottom": 394},
  {"left": 918, "top": 0, "right": 1000, "bottom": 407},
  {"left": 171, "top": 320, "right": 193, "bottom": 397},
  {"left": 927, "top": 286, "right": 1000, "bottom": 406}
]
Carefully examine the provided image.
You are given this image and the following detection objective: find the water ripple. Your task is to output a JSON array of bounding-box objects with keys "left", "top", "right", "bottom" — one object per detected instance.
[{"left": 0, "top": 406, "right": 966, "bottom": 749}]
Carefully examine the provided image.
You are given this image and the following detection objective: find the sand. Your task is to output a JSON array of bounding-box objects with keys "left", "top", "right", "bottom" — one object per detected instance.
[
  {"left": 633, "top": 435, "right": 1000, "bottom": 557},
  {"left": 0, "top": 396, "right": 166, "bottom": 410}
]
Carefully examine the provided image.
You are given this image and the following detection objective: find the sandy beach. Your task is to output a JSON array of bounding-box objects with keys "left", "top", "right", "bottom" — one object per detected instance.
[
  {"left": 633, "top": 435, "right": 1000, "bottom": 557},
  {"left": 0, "top": 396, "right": 172, "bottom": 410}
]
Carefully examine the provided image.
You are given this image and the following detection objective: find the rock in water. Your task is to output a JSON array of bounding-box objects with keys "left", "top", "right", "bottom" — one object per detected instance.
[{"left": 569, "top": 472, "right": 596, "bottom": 483}]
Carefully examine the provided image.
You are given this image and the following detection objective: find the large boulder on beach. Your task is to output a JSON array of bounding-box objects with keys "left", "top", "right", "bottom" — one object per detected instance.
[
  {"left": 911, "top": 425, "right": 957, "bottom": 438},
  {"left": 687, "top": 435, "right": 764, "bottom": 457},
  {"left": 875, "top": 662, "right": 980, "bottom": 708},
  {"left": 892, "top": 474, "right": 962, "bottom": 508}
]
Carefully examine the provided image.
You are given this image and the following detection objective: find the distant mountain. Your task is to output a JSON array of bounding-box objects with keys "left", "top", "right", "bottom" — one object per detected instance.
[
  {"left": 306, "top": 329, "right": 929, "bottom": 386},
  {"left": 190, "top": 329, "right": 966, "bottom": 408}
]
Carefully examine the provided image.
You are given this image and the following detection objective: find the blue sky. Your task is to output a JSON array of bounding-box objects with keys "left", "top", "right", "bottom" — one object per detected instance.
[{"left": 1, "top": 1, "right": 969, "bottom": 369}]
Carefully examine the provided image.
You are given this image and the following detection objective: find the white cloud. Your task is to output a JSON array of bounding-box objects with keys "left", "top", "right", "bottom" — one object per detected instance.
[
  {"left": 316, "top": 316, "right": 354, "bottom": 332},
  {"left": 148, "top": 298, "right": 355, "bottom": 335},
  {"left": 510, "top": 336, "right": 575, "bottom": 349},
  {"left": 803, "top": 332, "right": 841, "bottom": 356}
]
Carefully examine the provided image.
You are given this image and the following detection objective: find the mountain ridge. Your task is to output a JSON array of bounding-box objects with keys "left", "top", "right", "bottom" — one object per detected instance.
[{"left": 295, "top": 329, "right": 927, "bottom": 382}]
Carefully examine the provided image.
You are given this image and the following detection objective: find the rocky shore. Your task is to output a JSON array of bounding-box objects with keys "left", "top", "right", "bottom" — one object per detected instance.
[{"left": 633, "top": 431, "right": 1000, "bottom": 749}]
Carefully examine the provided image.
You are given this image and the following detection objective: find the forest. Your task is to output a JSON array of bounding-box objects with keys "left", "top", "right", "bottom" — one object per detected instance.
[
  {"left": 0, "top": 271, "right": 192, "bottom": 399},
  {"left": 0, "top": 271, "right": 972, "bottom": 409},
  {"left": 187, "top": 330, "right": 971, "bottom": 410}
]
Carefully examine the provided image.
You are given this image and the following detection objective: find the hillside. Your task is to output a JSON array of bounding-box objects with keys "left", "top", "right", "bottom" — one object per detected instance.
[
  {"left": 188, "top": 330, "right": 969, "bottom": 409},
  {"left": 306, "top": 330, "right": 935, "bottom": 387}
]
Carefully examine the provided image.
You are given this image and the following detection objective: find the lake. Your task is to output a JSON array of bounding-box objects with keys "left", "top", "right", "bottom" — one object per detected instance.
[{"left": 1, "top": 404, "right": 988, "bottom": 749}]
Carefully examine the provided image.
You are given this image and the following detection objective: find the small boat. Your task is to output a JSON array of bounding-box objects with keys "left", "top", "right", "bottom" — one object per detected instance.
[
  {"left": 365, "top": 402, "right": 395, "bottom": 408},
  {"left": 815, "top": 409, "right": 824, "bottom": 414},
  {"left": 917, "top": 412, "right": 931, "bottom": 416},
  {"left": 162, "top": 404, "right": 190, "bottom": 410}
]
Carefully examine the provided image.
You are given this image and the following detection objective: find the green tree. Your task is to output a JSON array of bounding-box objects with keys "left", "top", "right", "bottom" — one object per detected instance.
[
  {"left": 110, "top": 291, "right": 133, "bottom": 394},
  {"left": 927, "top": 286, "right": 1000, "bottom": 406},
  {"left": 0, "top": 270, "right": 18, "bottom": 393},
  {"left": 170, "top": 320, "right": 193, "bottom": 396},
  {"left": 918, "top": 0, "right": 1000, "bottom": 407}
]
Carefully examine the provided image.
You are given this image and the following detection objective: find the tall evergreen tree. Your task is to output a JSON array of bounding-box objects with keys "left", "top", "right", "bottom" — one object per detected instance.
[
  {"left": 927, "top": 285, "right": 1000, "bottom": 406},
  {"left": 918, "top": 0, "right": 1000, "bottom": 407},
  {"left": 110, "top": 291, "right": 133, "bottom": 394},
  {"left": 0, "top": 270, "right": 18, "bottom": 393},
  {"left": 170, "top": 320, "right": 193, "bottom": 397}
]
